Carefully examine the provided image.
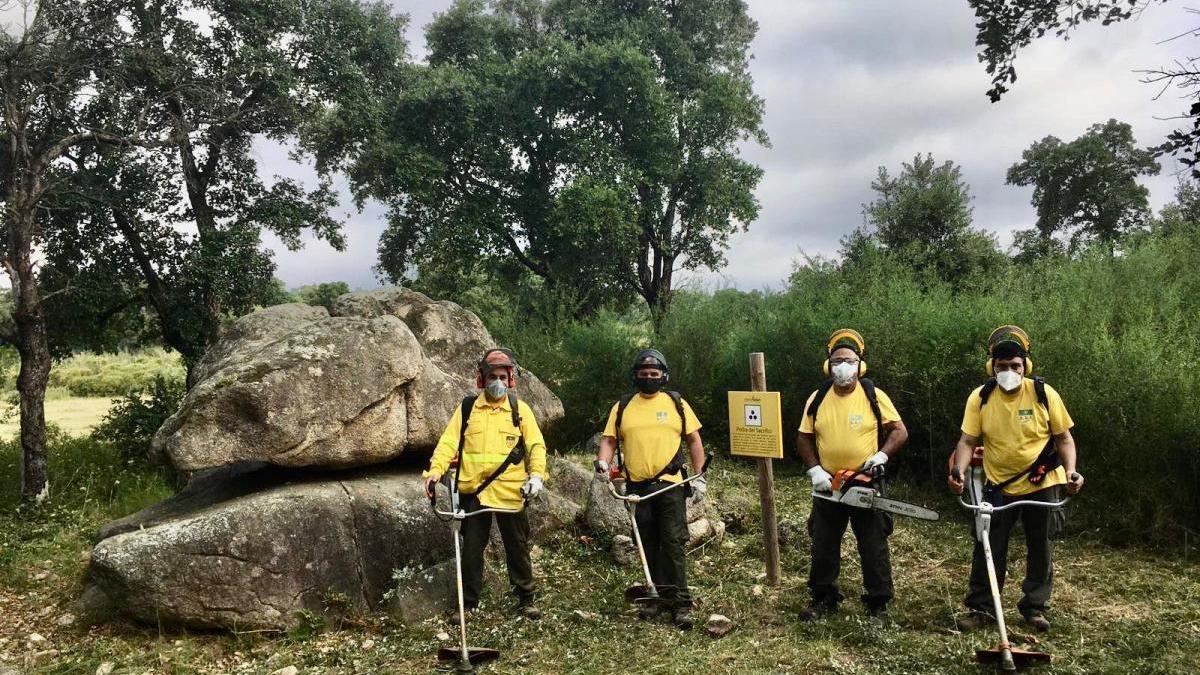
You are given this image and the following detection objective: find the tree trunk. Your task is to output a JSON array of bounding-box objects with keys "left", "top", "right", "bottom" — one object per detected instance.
[{"left": 5, "top": 204, "right": 52, "bottom": 502}]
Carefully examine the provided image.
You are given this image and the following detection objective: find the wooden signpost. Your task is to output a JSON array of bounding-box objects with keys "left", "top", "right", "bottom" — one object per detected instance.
[{"left": 727, "top": 352, "right": 782, "bottom": 586}]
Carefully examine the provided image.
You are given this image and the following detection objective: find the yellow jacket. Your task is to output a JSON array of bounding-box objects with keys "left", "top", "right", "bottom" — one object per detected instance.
[{"left": 424, "top": 394, "right": 547, "bottom": 509}]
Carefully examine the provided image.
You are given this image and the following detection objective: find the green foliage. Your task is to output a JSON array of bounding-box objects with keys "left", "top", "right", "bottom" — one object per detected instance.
[
  {"left": 288, "top": 281, "right": 351, "bottom": 311},
  {"left": 35, "top": 348, "right": 185, "bottom": 398},
  {"left": 93, "top": 375, "right": 186, "bottom": 463},
  {"left": 1007, "top": 119, "right": 1161, "bottom": 253},
  {"left": 495, "top": 228, "right": 1200, "bottom": 544},
  {"left": 347, "top": 0, "right": 766, "bottom": 317},
  {"left": 843, "top": 154, "right": 1007, "bottom": 285},
  {"left": 0, "top": 427, "right": 173, "bottom": 586}
]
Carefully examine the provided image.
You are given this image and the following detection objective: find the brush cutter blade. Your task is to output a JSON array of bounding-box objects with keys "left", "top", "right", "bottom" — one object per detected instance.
[
  {"left": 438, "top": 646, "right": 501, "bottom": 665},
  {"left": 975, "top": 646, "right": 1052, "bottom": 668},
  {"left": 624, "top": 585, "right": 660, "bottom": 604},
  {"left": 624, "top": 581, "right": 681, "bottom": 600}
]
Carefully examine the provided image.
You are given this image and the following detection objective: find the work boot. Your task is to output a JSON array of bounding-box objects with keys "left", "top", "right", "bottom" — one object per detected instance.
[
  {"left": 797, "top": 600, "right": 837, "bottom": 622},
  {"left": 1023, "top": 611, "right": 1051, "bottom": 632},
  {"left": 446, "top": 606, "right": 474, "bottom": 627},
  {"left": 637, "top": 602, "right": 665, "bottom": 621},
  {"left": 867, "top": 605, "right": 890, "bottom": 627},
  {"left": 672, "top": 607, "right": 694, "bottom": 630},
  {"left": 954, "top": 610, "right": 994, "bottom": 632},
  {"left": 518, "top": 599, "right": 542, "bottom": 620}
]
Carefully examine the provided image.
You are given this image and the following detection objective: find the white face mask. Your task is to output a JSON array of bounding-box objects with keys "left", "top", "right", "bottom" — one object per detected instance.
[
  {"left": 995, "top": 370, "right": 1022, "bottom": 392},
  {"left": 831, "top": 361, "right": 858, "bottom": 386}
]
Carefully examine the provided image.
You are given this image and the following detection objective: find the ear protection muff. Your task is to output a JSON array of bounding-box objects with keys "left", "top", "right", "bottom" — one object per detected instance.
[
  {"left": 629, "top": 348, "right": 670, "bottom": 385},
  {"left": 476, "top": 348, "right": 518, "bottom": 388},
  {"left": 823, "top": 328, "right": 867, "bottom": 378}
]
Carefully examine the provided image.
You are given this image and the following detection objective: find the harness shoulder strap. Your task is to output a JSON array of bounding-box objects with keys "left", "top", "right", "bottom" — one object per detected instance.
[
  {"left": 666, "top": 390, "right": 687, "bottom": 437},
  {"left": 453, "top": 395, "right": 475, "bottom": 487},
  {"left": 859, "top": 377, "right": 885, "bottom": 449},
  {"left": 1033, "top": 377, "right": 1049, "bottom": 412},
  {"left": 807, "top": 379, "right": 835, "bottom": 421},
  {"left": 978, "top": 378, "right": 998, "bottom": 407},
  {"left": 614, "top": 393, "right": 636, "bottom": 479}
]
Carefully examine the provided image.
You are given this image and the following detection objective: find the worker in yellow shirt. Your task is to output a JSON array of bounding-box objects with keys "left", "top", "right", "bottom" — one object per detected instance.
[
  {"left": 593, "top": 349, "right": 707, "bottom": 630},
  {"left": 796, "top": 329, "right": 908, "bottom": 625},
  {"left": 422, "top": 348, "right": 548, "bottom": 621},
  {"left": 948, "top": 326, "right": 1084, "bottom": 633}
]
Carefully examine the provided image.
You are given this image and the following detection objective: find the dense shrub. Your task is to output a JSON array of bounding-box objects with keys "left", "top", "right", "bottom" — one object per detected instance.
[
  {"left": 481, "top": 232, "right": 1200, "bottom": 545},
  {"left": 93, "top": 376, "right": 186, "bottom": 464}
]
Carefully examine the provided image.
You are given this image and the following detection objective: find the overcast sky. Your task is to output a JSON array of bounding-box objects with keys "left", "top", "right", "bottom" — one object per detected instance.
[{"left": 255, "top": 1, "right": 1194, "bottom": 291}]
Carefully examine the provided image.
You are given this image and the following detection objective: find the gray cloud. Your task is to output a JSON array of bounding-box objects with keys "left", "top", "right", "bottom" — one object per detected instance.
[{"left": 253, "top": 0, "right": 1196, "bottom": 292}]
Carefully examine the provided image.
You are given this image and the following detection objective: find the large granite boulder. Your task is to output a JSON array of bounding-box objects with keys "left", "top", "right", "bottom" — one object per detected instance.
[
  {"left": 152, "top": 288, "right": 564, "bottom": 471},
  {"left": 82, "top": 459, "right": 583, "bottom": 631}
]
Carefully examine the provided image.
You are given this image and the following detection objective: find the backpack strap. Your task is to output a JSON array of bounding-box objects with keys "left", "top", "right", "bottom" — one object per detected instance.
[
  {"left": 613, "top": 393, "right": 636, "bottom": 481},
  {"left": 978, "top": 378, "right": 998, "bottom": 407},
  {"left": 650, "top": 391, "right": 689, "bottom": 482},
  {"left": 807, "top": 379, "right": 835, "bottom": 421},
  {"left": 859, "top": 377, "right": 886, "bottom": 449},
  {"left": 453, "top": 395, "right": 475, "bottom": 489}
]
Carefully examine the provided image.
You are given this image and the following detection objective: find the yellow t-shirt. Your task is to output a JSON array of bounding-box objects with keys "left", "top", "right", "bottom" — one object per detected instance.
[
  {"left": 425, "top": 394, "right": 548, "bottom": 509},
  {"left": 799, "top": 384, "right": 901, "bottom": 473},
  {"left": 960, "top": 378, "right": 1073, "bottom": 496},
  {"left": 602, "top": 392, "right": 702, "bottom": 483}
]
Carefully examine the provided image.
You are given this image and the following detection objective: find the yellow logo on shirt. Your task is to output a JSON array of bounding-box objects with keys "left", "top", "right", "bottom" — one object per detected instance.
[
  {"left": 656, "top": 411, "right": 669, "bottom": 423},
  {"left": 848, "top": 413, "right": 864, "bottom": 429},
  {"left": 1018, "top": 409, "right": 1034, "bottom": 424}
]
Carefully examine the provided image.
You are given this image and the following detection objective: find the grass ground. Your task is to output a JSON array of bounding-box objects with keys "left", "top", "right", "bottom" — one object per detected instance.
[
  {"left": 0, "top": 446, "right": 1197, "bottom": 674},
  {"left": 0, "top": 389, "right": 115, "bottom": 439}
]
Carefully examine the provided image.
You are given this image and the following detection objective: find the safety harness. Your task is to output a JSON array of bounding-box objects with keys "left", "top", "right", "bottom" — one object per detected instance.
[
  {"left": 613, "top": 390, "right": 692, "bottom": 492},
  {"left": 807, "top": 377, "right": 885, "bottom": 448},
  {"left": 452, "top": 391, "right": 528, "bottom": 498},
  {"left": 978, "top": 376, "right": 1061, "bottom": 491}
]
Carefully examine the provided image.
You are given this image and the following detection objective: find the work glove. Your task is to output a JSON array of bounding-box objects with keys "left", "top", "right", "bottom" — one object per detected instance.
[
  {"left": 807, "top": 465, "right": 833, "bottom": 493},
  {"left": 1066, "top": 471, "right": 1085, "bottom": 495},
  {"left": 688, "top": 476, "right": 708, "bottom": 505},
  {"left": 593, "top": 459, "right": 610, "bottom": 479},
  {"left": 521, "top": 475, "right": 544, "bottom": 499},
  {"left": 861, "top": 451, "right": 888, "bottom": 474},
  {"left": 423, "top": 473, "right": 441, "bottom": 499}
]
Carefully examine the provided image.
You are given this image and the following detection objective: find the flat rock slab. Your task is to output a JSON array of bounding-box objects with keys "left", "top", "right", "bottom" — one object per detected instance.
[{"left": 83, "top": 460, "right": 581, "bottom": 631}]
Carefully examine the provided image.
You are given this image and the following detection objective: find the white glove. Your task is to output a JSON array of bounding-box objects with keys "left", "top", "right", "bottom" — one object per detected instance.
[
  {"left": 807, "top": 465, "right": 833, "bottom": 493},
  {"left": 861, "top": 451, "right": 889, "bottom": 472},
  {"left": 688, "top": 476, "right": 708, "bottom": 504},
  {"left": 590, "top": 456, "right": 609, "bottom": 478},
  {"left": 521, "top": 475, "right": 544, "bottom": 499}
]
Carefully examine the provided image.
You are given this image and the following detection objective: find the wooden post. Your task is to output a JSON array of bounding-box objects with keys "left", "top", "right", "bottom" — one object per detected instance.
[{"left": 750, "top": 352, "right": 781, "bottom": 586}]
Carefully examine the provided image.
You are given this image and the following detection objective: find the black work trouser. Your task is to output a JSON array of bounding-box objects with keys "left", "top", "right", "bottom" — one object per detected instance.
[
  {"left": 965, "top": 486, "right": 1058, "bottom": 618},
  {"left": 459, "top": 493, "right": 534, "bottom": 609},
  {"left": 630, "top": 480, "right": 693, "bottom": 609},
  {"left": 807, "top": 497, "right": 895, "bottom": 609}
]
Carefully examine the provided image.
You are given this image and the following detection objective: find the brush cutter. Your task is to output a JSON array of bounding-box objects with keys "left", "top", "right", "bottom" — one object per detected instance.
[
  {"left": 429, "top": 476, "right": 525, "bottom": 673},
  {"left": 956, "top": 448, "right": 1070, "bottom": 671},
  {"left": 813, "top": 468, "right": 940, "bottom": 521},
  {"left": 604, "top": 456, "right": 710, "bottom": 609}
]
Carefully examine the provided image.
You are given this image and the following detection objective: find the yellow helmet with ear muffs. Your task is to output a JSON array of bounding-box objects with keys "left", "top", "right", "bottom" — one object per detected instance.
[
  {"left": 985, "top": 324, "right": 1033, "bottom": 376},
  {"left": 822, "top": 328, "right": 868, "bottom": 378}
]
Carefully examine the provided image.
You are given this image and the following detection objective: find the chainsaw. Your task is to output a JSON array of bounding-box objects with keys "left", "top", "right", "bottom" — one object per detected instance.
[{"left": 813, "top": 469, "right": 940, "bottom": 521}]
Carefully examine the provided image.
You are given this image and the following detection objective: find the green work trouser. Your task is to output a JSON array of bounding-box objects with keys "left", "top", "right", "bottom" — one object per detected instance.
[
  {"left": 459, "top": 493, "right": 534, "bottom": 609},
  {"left": 630, "top": 480, "right": 693, "bottom": 609},
  {"left": 965, "top": 485, "right": 1060, "bottom": 618}
]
